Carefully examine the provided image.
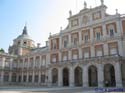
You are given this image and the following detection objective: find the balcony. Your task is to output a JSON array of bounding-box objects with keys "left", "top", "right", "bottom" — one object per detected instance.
[
  {"left": 71, "top": 42, "right": 79, "bottom": 48},
  {"left": 49, "top": 54, "right": 123, "bottom": 66}
]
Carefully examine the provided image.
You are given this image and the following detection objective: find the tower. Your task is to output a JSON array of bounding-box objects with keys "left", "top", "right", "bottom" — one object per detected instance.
[{"left": 9, "top": 25, "right": 35, "bottom": 56}]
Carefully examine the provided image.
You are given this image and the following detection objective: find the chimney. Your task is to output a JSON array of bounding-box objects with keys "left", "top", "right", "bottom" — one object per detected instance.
[
  {"left": 46, "top": 41, "right": 48, "bottom": 46},
  {"left": 37, "top": 43, "right": 41, "bottom": 48}
]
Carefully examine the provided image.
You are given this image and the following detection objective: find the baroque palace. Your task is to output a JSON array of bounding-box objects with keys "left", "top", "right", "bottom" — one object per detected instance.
[{"left": 0, "top": 0, "right": 125, "bottom": 88}]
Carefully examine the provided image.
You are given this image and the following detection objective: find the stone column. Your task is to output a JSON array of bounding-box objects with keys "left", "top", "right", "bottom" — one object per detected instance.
[
  {"left": 59, "top": 36, "right": 62, "bottom": 49},
  {"left": 90, "top": 27, "right": 94, "bottom": 42},
  {"left": 83, "top": 66, "right": 88, "bottom": 87},
  {"left": 102, "top": 24, "right": 106, "bottom": 37},
  {"left": 33, "top": 57, "right": 35, "bottom": 69},
  {"left": 39, "top": 56, "right": 42, "bottom": 69},
  {"left": 9, "top": 72, "right": 12, "bottom": 83},
  {"left": 103, "top": 44, "right": 108, "bottom": 56},
  {"left": 38, "top": 71, "right": 41, "bottom": 84},
  {"left": 118, "top": 41, "right": 123, "bottom": 56},
  {"left": 27, "top": 58, "right": 29, "bottom": 69},
  {"left": 98, "top": 64, "right": 104, "bottom": 87},
  {"left": 21, "top": 72, "right": 23, "bottom": 82},
  {"left": 116, "top": 20, "right": 122, "bottom": 35},
  {"left": 68, "top": 50, "right": 72, "bottom": 60},
  {"left": 0, "top": 71, "right": 4, "bottom": 85},
  {"left": 26, "top": 72, "right": 29, "bottom": 83},
  {"left": 16, "top": 74, "right": 19, "bottom": 82},
  {"left": 79, "top": 31, "right": 82, "bottom": 45},
  {"left": 91, "top": 46, "right": 95, "bottom": 57},
  {"left": 115, "top": 62, "right": 123, "bottom": 87},
  {"left": 58, "top": 68, "right": 62, "bottom": 87},
  {"left": 2, "top": 57, "right": 5, "bottom": 68},
  {"left": 68, "top": 34, "right": 71, "bottom": 48},
  {"left": 59, "top": 52, "right": 61, "bottom": 62},
  {"left": 32, "top": 71, "right": 35, "bottom": 83},
  {"left": 69, "top": 67, "right": 74, "bottom": 87},
  {"left": 79, "top": 48, "right": 82, "bottom": 59},
  {"left": 48, "top": 69, "right": 52, "bottom": 87},
  {"left": 9, "top": 58, "right": 13, "bottom": 70}
]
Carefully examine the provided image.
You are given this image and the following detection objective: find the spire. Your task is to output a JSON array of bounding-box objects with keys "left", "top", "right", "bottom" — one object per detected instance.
[
  {"left": 84, "top": 1, "right": 87, "bottom": 9},
  {"left": 101, "top": 0, "right": 104, "bottom": 5},
  {"left": 69, "top": 10, "right": 72, "bottom": 17},
  {"left": 22, "top": 24, "right": 28, "bottom": 35}
]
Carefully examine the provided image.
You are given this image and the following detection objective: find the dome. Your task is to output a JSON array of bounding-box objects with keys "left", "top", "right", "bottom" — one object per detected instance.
[
  {"left": 15, "top": 25, "right": 33, "bottom": 41},
  {"left": 16, "top": 34, "right": 32, "bottom": 40}
]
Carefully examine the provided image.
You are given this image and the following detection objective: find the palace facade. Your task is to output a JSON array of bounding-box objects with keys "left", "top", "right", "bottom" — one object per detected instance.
[{"left": 1, "top": 0, "right": 125, "bottom": 88}]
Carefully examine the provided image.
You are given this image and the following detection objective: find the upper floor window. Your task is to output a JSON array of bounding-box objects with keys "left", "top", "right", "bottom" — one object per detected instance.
[
  {"left": 71, "top": 19, "right": 79, "bottom": 27},
  {"left": 51, "top": 38, "right": 59, "bottom": 50},
  {"left": 95, "top": 45, "right": 103, "bottom": 57},
  {"left": 23, "top": 42, "right": 27, "bottom": 45},
  {"left": 106, "top": 22, "right": 117, "bottom": 36},
  {"left": 72, "top": 49, "right": 78, "bottom": 60},
  {"left": 108, "top": 42, "right": 118, "bottom": 55},
  {"left": 53, "top": 40, "right": 56, "bottom": 49},
  {"left": 74, "top": 38, "right": 78, "bottom": 45},
  {"left": 18, "top": 41, "right": 20, "bottom": 45},
  {"left": 94, "top": 26, "right": 102, "bottom": 40},
  {"left": 110, "top": 29, "right": 114, "bottom": 37},
  {"left": 62, "top": 51, "right": 68, "bottom": 61},
  {"left": 51, "top": 54, "right": 58, "bottom": 63},
  {"left": 42, "top": 56, "right": 46, "bottom": 66},
  {"left": 96, "top": 32, "right": 101, "bottom": 40},
  {"left": 85, "top": 35, "right": 89, "bottom": 43},
  {"left": 71, "top": 33, "right": 78, "bottom": 46},
  {"left": 64, "top": 40, "right": 68, "bottom": 48},
  {"left": 93, "top": 11, "right": 101, "bottom": 20},
  {"left": 62, "top": 35, "right": 68, "bottom": 48},
  {"left": 82, "top": 47, "right": 90, "bottom": 58},
  {"left": 82, "top": 29, "right": 90, "bottom": 43}
]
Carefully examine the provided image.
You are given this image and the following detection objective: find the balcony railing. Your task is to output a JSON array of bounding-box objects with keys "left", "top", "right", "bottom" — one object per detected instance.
[
  {"left": 59, "top": 34, "right": 123, "bottom": 50},
  {"left": 50, "top": 54, "right": 123, "bottom": 65}
]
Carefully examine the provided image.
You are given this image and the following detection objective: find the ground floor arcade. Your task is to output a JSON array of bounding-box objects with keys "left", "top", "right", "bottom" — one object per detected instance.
[{"left": 0, "top": 62, "right": 124, "bottom": 88}]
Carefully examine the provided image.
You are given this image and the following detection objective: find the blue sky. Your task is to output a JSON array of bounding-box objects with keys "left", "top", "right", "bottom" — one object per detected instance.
[{"left": 0, "top": 0, "right": 125, "bottom": 52}]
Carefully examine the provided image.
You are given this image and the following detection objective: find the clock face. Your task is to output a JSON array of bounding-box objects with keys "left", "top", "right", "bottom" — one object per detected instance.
[{"left": 83, "top": 15, "right": 89, "bottom": 24}]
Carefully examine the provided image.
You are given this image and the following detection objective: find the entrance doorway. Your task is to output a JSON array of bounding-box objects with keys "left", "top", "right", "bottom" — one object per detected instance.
[{"left": 63, "top": 68, "right": 69, "bottom": 86}]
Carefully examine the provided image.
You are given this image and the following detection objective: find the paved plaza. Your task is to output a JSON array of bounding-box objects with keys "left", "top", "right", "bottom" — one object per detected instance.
[
  {"left": 0, "top": 87, "right": 125, "bottom": 93},
  {"left": 0, "top": 87, "right": 98, "bottom": 93}
]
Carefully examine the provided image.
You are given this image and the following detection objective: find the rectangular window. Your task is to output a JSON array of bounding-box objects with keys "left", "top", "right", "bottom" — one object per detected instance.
[
  {"left": 63, "top": 56, "right": 67, "bottom": 61},
  {"left": 96, "top": 50, "right": 102, "bottom": 57},
  {"left": 4, "top": 75, "right": 9, "bottom": 82},
  {"left": 85, "top": 35, "right": 88, "bottom": 43},
  {"left": 52, "top": 57, "right": 56, "bottom": 62},
  {"left": 84, "top": 52, "right": 89, "bottom": 58},
  {"left": 41, "top": 75, "right": 45, "bottom": 83},
  {"left": 110, "top": 29, "right": 114, "bottom": 37},
  {"left": 34, "top": 75, "right": 38, "bottom": 83},
  {"left": 12, "top": 75, "right": 16, "bottom": 82},
  {"left": 64, "top": 40, "right": 67, "bottom": 48},
  {"left": 42, "top": 59, "right": 46, "bottom": 66},
  {"left": 23, "top": 75, "right": 26, "bottom": 82},
  {"left": 29, "top": 75, "right": 32, "bottom": 82},
  {"left": 18, "top": 76, "right": 21, "bottom": 82},
  {"left": 96, "top": 32, "right": 101, "bottom": 40},
  {"left": 73, "top": 54, "right": 77, "bottom": 60},
  {"left": 110, "top": 48, "right": 117, "bottom": 55},
  {"left": 74, "top": 38, "right": 78, "bottom": 45}
]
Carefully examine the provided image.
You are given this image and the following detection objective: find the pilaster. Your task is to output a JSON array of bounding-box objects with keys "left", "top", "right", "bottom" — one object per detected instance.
[
  {"left": 58, "top": 68, "right": 63, "bottom": 87},
  {"left": 115, "top": 62, "right": 123, "bottom": 87},
  {"left": 69, "top": 67, "right": 74, "bottom": 87},
  {"left": 83, "top": 66, "right": 88, "bottom": 87},
  {"left": 98, "top": 64, "right": 104, "bottom": 87}
]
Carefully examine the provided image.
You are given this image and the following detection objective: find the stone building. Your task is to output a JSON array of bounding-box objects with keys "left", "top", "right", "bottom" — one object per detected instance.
[{"left": 0, "top": 0, "right": 125, "bottom": 88}]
